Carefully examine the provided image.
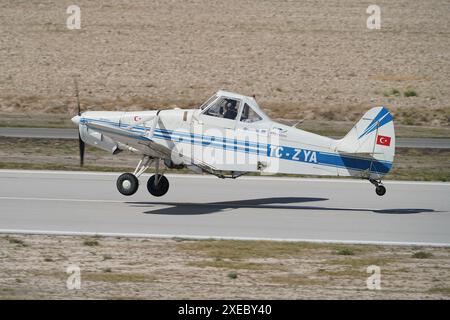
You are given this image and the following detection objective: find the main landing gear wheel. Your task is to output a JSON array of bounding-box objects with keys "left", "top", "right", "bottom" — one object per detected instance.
[
  {"left": 375, "top": 185, "right": 386, "bottom": 196},
  {"left": 116, "top": 173, "right": 139, "bottom": 196},
  {"left": 369, "top": 178, "right": 386, "bottom": 197},
  {"left": 147, "top": 174, "right": 169, "bottom": 197}
]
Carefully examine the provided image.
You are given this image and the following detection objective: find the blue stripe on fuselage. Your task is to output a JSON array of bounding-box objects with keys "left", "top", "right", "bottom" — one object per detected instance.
[
  {"left": 267, "top": 144, "right": 391, "bottom": 174},
  {"left": 80, "top": 117, "right": 392, "bottom": 175}
]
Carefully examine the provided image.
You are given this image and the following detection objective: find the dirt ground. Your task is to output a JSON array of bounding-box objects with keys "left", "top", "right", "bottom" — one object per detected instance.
[
  {"left": 0, "top": 234, "right": 449, "bottom": 299},
  {"left": 0, "top": 0, "right": 449, "bottom": 126}
]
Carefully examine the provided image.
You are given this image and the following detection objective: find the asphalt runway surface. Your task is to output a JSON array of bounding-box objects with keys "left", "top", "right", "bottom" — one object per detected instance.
[
  {"left": 0, "top": 127, "right": 449, "bottom": 149},
  {"left": 0, "top": 170, "right": 449, "bottom": 246}
]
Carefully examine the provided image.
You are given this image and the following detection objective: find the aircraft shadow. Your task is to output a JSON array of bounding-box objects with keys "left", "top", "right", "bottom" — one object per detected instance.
[{"left": 126, "top": 197, "right": 436, "bottom": 216}]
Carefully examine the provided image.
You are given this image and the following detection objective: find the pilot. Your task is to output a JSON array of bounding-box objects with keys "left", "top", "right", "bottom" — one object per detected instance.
[{"left": 223, "top": 101, "right": 237, "bottom": 120}]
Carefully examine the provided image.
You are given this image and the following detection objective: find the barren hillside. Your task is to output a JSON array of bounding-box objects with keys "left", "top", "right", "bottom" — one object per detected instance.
[{"left": 0, "top": 0, "right": 449, "bottom": 126}]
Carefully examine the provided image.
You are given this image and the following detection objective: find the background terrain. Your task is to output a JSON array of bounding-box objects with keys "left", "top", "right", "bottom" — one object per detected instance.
[
  {"left": 0, "top": 0, "right": 449, "bottom": 127},
  {"left": 1, "top": 235, "right": 449, "bottom": 299},
  {"left": 0, "top": 1, "right": 449, "bottom": 300}
]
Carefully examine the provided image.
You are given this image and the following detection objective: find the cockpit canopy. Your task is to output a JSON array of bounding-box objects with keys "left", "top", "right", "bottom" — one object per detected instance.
[{"left": 200, "top": 90, "right": 270, "bottom": 123}]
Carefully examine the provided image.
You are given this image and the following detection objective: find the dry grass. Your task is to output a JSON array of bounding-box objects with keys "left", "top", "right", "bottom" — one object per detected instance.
[
  {"left": 270, "top": 275, "right": 325, "bottom": 286},
  {"left": 389, "top": 148, "right": 450, "bottom": 182},
  {"left": 428, "top": 287, "right": 450, "bottom": 295},
  {"left": 178, "top": 239, "right": 358, "bottom": 260},
  {"left": 187, "top": 259, "right": 283, "bottom": 271},
  {"left": 370, "top": 74, "right": 427, "bottom": 82},
  {"left": 327, "top": 258, "right": 395, "bottom": 268},
  {"left": 316, "top": 268, "right": 366, "bottom": 278},
  {"left": 82, "top": 272, "right": 155, "bottom": 283}
]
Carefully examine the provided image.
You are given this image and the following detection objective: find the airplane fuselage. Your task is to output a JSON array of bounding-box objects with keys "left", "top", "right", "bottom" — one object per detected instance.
[{"left": 78, "top": 107, "right": 392, "bottom": 180}]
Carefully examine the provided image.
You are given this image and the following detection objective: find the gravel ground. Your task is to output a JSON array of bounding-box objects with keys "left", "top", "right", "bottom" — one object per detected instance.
[{"left": 0, "top": 235, "right": 449, "bottom": 299}]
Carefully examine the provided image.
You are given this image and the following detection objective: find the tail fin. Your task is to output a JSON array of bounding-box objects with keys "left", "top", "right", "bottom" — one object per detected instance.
[{"left": 336, "top": 106, "right": 395, "bottom": 163}]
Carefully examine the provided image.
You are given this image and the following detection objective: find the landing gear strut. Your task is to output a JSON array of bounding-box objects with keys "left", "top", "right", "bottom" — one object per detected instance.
[
  {"left": 369, "top": 178, "right": 386, "bottom": 196},
  {"left": 116, "top": 156, "right": 169, "bottom": 197},
  {"left": 116, "top": 156, "right": 152, "bottom": 196}
]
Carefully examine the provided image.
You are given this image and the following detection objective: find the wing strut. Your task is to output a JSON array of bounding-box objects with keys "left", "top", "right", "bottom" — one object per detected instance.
[{"left": 146, "top": 110, "right": 161, "bottom": 140}]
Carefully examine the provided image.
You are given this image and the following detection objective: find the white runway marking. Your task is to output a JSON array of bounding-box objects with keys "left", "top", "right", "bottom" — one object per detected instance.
[
  {"left": 0, "top": 228, "right": 448, "bottom": 247},
  {"left": 0, "top": 196, "right": 125, "bottom": 204}
]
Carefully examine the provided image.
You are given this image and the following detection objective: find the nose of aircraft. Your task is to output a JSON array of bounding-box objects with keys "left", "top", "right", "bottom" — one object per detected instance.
[{"left": 71, "top": 115, "right": 80, "bottom": 125}]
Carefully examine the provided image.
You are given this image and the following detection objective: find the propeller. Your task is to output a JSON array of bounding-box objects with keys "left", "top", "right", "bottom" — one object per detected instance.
[{"left": 74, "top": 77, "right": 85, "bottom": 167}]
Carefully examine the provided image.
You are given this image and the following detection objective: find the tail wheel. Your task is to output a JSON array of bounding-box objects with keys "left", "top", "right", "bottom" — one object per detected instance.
[
  {"left": 117, "top": 173, "right": 139, "bottom": 196},
  {"left": 147, "top": 174, "right": 169, "bottom": 197},
  {"left": 375, "top": 185, "right": 386, "bottom": 196}
]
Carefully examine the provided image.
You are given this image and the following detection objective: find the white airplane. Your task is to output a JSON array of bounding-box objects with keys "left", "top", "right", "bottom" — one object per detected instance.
[{"left": 71, "top": 89, "right": 395, "bottom": 197}]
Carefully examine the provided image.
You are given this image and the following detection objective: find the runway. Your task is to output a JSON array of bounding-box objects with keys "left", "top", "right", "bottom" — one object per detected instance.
[
  {"left": 0, "top": 127, "right": 78, "bottom": 139},
  {"left": 0, "top": 170, "right": 449, "bottom": 246},
  {"left": 1, "top": 127, "right": 449, "bottom": 149}
]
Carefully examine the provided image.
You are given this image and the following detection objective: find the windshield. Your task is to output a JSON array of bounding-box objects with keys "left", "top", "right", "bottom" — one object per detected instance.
[
  {"left": 199, "top": 94, "right": 218, "bottom": 110},
  {"left": 204, "top": 98, "right": 240, "bottom": 120},
  {"left": 240, "top": 103, "right": 262, "bottom": 123}
]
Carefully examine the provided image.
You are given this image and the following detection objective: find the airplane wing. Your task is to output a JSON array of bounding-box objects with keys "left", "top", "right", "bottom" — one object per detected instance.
[
  {"left": 83, "top": 120, "right": 173, "bottom": 159},
  {"left": 83, "top": 118, "right": 237, "bottom": 176}
]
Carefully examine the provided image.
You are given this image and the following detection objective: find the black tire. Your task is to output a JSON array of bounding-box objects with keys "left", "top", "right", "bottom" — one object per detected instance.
[
  {"left": 147, "top": 174, "right": 169, "bottom": 197},
  {"left": 375, "top": 185, "right": 386, "bottom": 196},
  {"left": 116, "top": 173, "right": 139, "bottom": 196}
]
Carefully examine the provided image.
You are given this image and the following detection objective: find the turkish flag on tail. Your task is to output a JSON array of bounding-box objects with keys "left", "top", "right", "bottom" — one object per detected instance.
[{"left": 376, "top": 135, "right": 391, "bottom": 146}]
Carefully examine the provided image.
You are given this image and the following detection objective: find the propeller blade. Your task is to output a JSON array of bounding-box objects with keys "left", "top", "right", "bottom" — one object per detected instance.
[
  {"left": 78, "top": 132, "right": 85, "bottom": 167},
  {"left": 74, "top": 77, "right": 81, "bottom": 116},
  {"left": 74, "top": 77, "right": 84, "bottom": 167}
]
